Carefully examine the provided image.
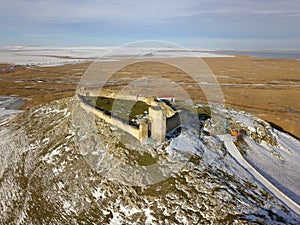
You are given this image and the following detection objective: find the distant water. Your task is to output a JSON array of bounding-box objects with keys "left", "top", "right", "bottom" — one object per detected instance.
[{"left": 221, "top": 50, "right": 300, "bottom": 60}]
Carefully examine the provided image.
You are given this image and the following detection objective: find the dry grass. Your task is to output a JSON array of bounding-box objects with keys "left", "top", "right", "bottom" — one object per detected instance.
[
  {"left": 203, "top": 56, "right": 300, "bottom": 139},
  {"left": 0, "top": 56, "right": 299, "bottom": 138},
  {"left": 0, "top": 62, "right": 91, "bottom": 108}
]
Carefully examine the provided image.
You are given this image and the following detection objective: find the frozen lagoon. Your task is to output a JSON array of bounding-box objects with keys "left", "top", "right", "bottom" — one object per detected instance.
[
  {"left": 0, "top": 96, "right": 24, "bottom": 125},
  {"left": 0, "top": 46, "right": 233, "bottom": 67}
]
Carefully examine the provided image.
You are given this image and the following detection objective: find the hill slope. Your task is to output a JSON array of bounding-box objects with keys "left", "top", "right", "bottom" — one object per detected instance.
[{"left": 0, "top": 97, "right": 299, "bottom": 224}]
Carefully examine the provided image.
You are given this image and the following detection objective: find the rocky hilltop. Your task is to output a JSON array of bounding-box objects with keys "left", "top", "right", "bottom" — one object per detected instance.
[{"left": 0, "top": 97, "right": 299, "bottom": 224}]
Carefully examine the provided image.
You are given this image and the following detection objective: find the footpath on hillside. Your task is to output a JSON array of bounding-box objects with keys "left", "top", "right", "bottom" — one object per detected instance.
[{"left": 218, "top": 135, "right": 300, "bottom": 216}]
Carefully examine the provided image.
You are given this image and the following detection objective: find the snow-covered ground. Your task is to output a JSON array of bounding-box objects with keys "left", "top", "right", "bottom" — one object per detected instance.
[
  {"left": 0, "top": 96, "right": 23, "bottom": 126},
  {"left": 244, "top": 132, "right": 300, "bottom": 204},
  {"left": 219, "top": 134, "right": 300, "bottom": 215},
  {"left": 0, "top": 97, "right": 299, "bottom": 224},
  {"left": 0, "top": 46, "right": 233, "bottom": 67},
  {"left": 214, "top": 107, "right": 300, "bottom": 206}
]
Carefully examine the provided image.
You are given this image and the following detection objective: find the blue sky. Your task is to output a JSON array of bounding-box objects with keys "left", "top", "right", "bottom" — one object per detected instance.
[{"left": 0, "top": 0, "right": 300, "bottom": 49}]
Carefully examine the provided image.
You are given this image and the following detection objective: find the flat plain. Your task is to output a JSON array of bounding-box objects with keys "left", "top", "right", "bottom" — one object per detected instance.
[{"left": 0, "top": 55, "right": 299, "bottom": 138}]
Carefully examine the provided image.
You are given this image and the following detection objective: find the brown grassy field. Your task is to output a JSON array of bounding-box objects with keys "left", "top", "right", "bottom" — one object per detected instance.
[
  {"left": 0, "top": 62, "right": 90, "bottom": 107},
  {"left": 204, "top": 56, "right": 300, "bottom": 139},
  {"left": 0, "top": 55, "right": 299, "bottom": 138}
]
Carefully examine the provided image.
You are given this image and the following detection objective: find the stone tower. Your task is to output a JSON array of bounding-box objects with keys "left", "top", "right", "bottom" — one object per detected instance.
[{"left": 149, "top": 106, "right": 166, "bottom": 143}]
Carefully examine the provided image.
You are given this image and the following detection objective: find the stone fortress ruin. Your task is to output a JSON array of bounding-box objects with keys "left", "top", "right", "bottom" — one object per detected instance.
[{"left": 77, "top": 88, "right": 186, "bottom": 144}]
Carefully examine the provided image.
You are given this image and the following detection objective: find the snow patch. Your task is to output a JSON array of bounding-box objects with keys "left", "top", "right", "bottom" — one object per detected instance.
[{"left": 92, "top": 187, "right": 106, "bottom": 200}]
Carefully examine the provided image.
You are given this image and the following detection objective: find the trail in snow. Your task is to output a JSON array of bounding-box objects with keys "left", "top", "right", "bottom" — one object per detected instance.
[{"left": 218, "top": 135, "right": 300, "bottom": 216}]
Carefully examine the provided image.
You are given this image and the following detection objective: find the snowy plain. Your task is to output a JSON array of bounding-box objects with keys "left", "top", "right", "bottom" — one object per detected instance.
[{"left": 0, "top": 46, "right": 233, "bottom": 66}]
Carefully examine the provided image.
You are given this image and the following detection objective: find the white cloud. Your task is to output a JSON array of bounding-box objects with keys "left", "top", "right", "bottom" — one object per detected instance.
[
  {"left": 0, "top": 0, "right": 299, "bottom": 48},
  {"left": 1, "top": 0, "right": 300, "bottom": 25},
  {"left": 0, "top": 0, "right": 189, "bottom": 23}
]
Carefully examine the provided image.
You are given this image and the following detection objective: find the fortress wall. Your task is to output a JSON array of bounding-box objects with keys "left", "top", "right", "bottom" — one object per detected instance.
[
  {"left": 78, "top": 88, "right": 153, "bottom": 105},
  {"left": 155, "top": 101, "right": 176, "bottom": 117},
  {"left": 139, "top": 122, "right": 149, "bottom": 142},
  {"left": 79, "top": 101, "right": 140, "bottom": 140},
  {"left": 166, "top": 112, "right": 180, "bottom": 133},
  {"left": 78, "top": 92, "right": 180, "bottom": 143}
]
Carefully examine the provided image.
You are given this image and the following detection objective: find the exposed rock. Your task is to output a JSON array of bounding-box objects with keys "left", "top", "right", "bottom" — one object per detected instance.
[{"left": 0, "top": 97, "right": 299, "bottom": 224}]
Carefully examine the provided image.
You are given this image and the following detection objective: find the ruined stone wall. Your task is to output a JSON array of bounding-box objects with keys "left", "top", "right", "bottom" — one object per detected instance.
[
  {"left": 78, "top": 91, "right": 179, "bottom": 143},
  {"left": 79, "top": 101, "right": 141, "bottom": 140},
  {"left": 78, "top": 88, "right": 151, "bottom": 104},
  {"left": 166, "top": 112, "right": 180, "bottom": 133},
  {"left": 138, "top": 122, "right": 149, "bottom": 142}
]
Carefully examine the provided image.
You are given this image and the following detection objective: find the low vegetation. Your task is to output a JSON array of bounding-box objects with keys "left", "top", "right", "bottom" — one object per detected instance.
[{"left": 80, "top": 95, "right": 149, "bottom": 127}]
